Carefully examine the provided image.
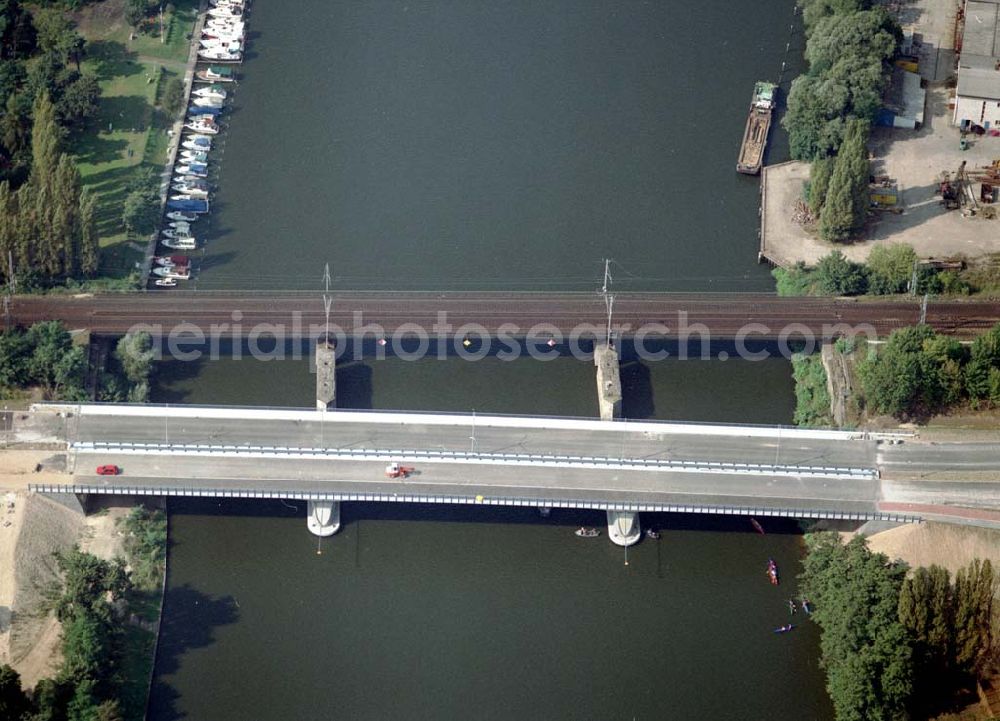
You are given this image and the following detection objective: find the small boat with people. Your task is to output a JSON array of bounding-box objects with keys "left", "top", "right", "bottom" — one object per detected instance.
[
  {"left": 195, "top": 66, "right": 235, "bottom": 83},
  {"left": 788, "top": 599, "right": 797, "bottom": 615},
  {"left": 574, "top": 527, "right": 600, "bottom": 538},
  {"left": 773, "top": 624, "right": 795, "bottom": 634},
  {"left": 801, "top": 599, "right": 812, "bottom": 615},
  {"left": 166, "top": 211, "right": 198, "bottom": 223},
  {"left": 645, "top": 529, "right": 660, "bottom": 540},
  {"left": 766, "top": 558, "right": 779, "bottom": 585},
  {"left": 750, "top": 517, "right": 765, "bottom": 535}
]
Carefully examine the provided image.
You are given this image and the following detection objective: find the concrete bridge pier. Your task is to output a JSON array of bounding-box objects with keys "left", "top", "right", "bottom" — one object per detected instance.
[
  {"left": 307, "top": 500, "right": 341, "bottom": 537},
  {"left": 315, "top": 340, "right": 336, "bottom": 410},
  {"left": 594, "top": 343, "right": 622, "bottom": 421},
  {"left": 607, "top": 510, "right": 641, "bottom": 547}
]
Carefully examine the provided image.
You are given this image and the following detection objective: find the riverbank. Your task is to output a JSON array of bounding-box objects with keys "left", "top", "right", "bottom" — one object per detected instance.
[
  {"left": 0, "top": 484, "right": 167, "bottom": 719},
  {"left": 69, "top": 0, "right": 200, "bottom": 282}
]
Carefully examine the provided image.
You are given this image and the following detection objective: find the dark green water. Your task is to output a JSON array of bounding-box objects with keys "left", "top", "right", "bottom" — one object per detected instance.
[
  {"left": 195, "top": 0, "right": 799, "bottom": 291},
  {"left": 147, "top": 0, "right": 831, "bottom": 717}
]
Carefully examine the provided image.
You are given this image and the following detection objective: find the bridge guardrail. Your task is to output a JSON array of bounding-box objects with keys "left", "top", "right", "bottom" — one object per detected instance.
[
  {"left": 72, "top": 440, "right": 879, "bottom": 480},
  {"left": 29, "top": 482, "right": 918, "bottom": 523}
]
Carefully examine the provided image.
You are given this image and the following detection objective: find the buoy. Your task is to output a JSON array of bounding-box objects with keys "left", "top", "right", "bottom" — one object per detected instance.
[
  {"left": 475, "top": 494, "right": 484, "bottom": 503},
  {"left": 377, "top": 338, "right": 387, "bottom": 346},
  {"left": 546, "top": 338, "right": 556, "bottom": 347},
  {"left": 463, "top": 338, "right": 472, "bottom": 348}
]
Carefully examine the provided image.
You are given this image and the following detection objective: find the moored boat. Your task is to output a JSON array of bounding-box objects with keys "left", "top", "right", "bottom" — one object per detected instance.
[
  {"left": 736, "top": 81, "right": 777, "bottom": 175},
  {"left": 154, "top": 278, "right": 177, "bottom": 288},
  {"left": 170, "top": 185, "right": 208, "bottom": 198},
  {"left": 179, "top": 150, "right": 209, "bottom": 164},
  {"left": 162, "top": 228, "right": 195, "bottom": 239},
  {"left": 191, "top": 85, "right": 227, "bottom": 101},
  {"left": 181, "top": 137, "right": 212, "bottom": 152},
  {"left": 166, "top": 211, "right": 198, "bottom": 222},
  {"left": 152, "top": 266, "right": 191, "bottom": 280},
  {"left": 184, "top": 119, "right": 219, "bottom": 135},
  {"left": 175, "top": 164, "right": 207, "bottom": 177},
  {"left": 192, "top": 95, "right": 225, "bottom": 108},
  {"left": 195, "top": 66, "right": 235, "bottom": 83},
  {"left": 162, "top": 237, "right": 198, "bottom": 250},
  {"left": 166, "top": 198, "right": 209, "bottom": 213}
]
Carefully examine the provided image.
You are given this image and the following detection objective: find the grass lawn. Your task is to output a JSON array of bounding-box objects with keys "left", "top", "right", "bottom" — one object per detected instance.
[
  {"left": 74, "top": 0, "right": 199, "bottom": 67},
  {"left": 67, "top": 0, "right": 198, "bottom": 280}
]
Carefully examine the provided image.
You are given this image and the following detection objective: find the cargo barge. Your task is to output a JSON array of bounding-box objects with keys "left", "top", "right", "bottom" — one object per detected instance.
[{"left": 736, "top": 81, "right": 777, "bottom": 175}]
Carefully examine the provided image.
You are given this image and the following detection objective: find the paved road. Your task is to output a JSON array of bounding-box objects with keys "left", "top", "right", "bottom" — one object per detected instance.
[
  {"left": 12, "top": 291, "right": 1000, "bottom": 337},
  {"left": 71, "top": 414, "right": 876, "bottom": 473}
]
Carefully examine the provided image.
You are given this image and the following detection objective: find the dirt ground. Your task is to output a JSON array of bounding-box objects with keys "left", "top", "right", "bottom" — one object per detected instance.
[
  {"left": 853, "top": 521, "right": 1000, "bottom": 575},
  {"left": 0, "top": 450, "right": 72, "bottom": 492},
  {"left": 0, "top": 491, "right": 136, "bottom": 689}
]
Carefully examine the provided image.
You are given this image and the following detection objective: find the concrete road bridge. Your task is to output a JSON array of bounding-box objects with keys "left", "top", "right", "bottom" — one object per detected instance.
[
  {"left": 10, "top": 291, "right": 1000, "bottom": 338},
  {"left": 23, "top": 404, "right": 1000, "bottom": 538}
]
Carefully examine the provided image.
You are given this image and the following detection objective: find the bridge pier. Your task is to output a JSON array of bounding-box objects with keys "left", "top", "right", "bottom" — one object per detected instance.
[
  {"left": 307, "top": 500, "right": 341, "bottom": 536},
  {"left": 594, "top": 343, "right": 622, "bottom": 421},
  {"left": 607, "top": 510, "right": 641, "bottom": 547},
  {"left": 315, "top": 340, "right": 336, "bottom": 410}
]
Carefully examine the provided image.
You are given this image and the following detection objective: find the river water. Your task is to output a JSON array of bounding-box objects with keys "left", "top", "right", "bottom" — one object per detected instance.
[
  {"left": 194, "top": 0, "right": 798, "bottom": 292},
  {"left": 147, "top": 0, "right": 832, "bottom": 718}
]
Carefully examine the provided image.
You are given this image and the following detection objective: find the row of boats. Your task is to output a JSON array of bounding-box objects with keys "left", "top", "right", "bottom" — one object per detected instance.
[
  {"left": 152, "top": 0, "right": 252, "bottom": 287},
  {"left": 197, "top": 0, "right": 248, "bottom": 63}
]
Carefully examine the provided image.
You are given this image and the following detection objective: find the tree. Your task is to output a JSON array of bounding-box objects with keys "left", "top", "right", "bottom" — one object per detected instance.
[
  {"left": 964, "top": 324, "right": 1000, "bottom": 402},
  {"left": 802, "top": 533, "right": 913, "bottom": 721},
  {"left": 30, "top": 92, "right": 61, "bottom": 185},
  {"left": 125, "top": 0, "right": 148, "bottom": 28},
  {"left": 867, "top": 244, "right": 917, "bottom": 295},
  {"left": 78, "top": 186, "right": 97, "bottom": 276},
  {"left": 810, "top": 155, "right": 835, "bottom": 215},
  {"left": 114, "top": 331, "right": 153, "bottom": 384},
  {"left": 953, "top": 559, "right": 995, "bottom": 675},
  {"left": 57, "top": 74, "right": 100, "bottom": 129},
  {"left": 0, "top": 327, "right": 32, "bottom": 387},
  {"left": 815, "top": 250, "right": 868, "bottom": 295},
  {"left": 0, "top": 664, "right": 32, "bottom": 721},
  {"left": 799, "top": 0, "right": 873, "bottom": 36},
  {"left": 54, "top": 549, "right": 130, "bottom": 622},
  {"left": 899, "top": 566, "right": 953, "bottom": 677},
  {"left": 94, "top": 700, "right": 124, "bottom": 721},
  {"left": 858, "top": 324, "right": 943, "bottom": 418},
  {"left": 819, "top": 119, "right": 869, "bottom": 241},
  {"left": 33, "top": 8, "right": 83, "bottom": 69},
  {"left": 805, "top": 8, "right": 899, "bottom": 73},
  {"left": 161, "top": 76, "right": 185, "bottom": 115}
]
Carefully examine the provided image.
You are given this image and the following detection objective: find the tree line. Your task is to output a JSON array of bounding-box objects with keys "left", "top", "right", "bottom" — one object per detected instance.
[
  {"left": 802, "top": 533, "right": 996, "bottom": 721},
  {"left": 0, "top": 92, "right": 98, "bottom": 287},
  {"left": 0, "top": 505, "right": 168, "bottom": 720},
  {"left": 858, "top": 322, "right": 1000, "bottom": 419},
  {"left": 0, "top": 322, "right": 155, "bottom": 402},
  {"left": 774, "top": 244, "right": 972, "bottom": 297},
  {"left": 1, "top": 0, "right": 101, "bottom": 188},
  {"left": 783, "top": 0, "right": 900, "bottom": 241}
]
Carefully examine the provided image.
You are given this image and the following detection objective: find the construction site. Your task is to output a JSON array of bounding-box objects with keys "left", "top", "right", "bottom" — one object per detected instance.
[{"left": 760, "top": 0, "right": 1000, "bottom": 269}]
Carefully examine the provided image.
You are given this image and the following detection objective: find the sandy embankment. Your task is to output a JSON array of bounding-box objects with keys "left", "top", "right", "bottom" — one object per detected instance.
[
  {"left": 0, "top": 446, "right": 132, "bottom": 688},
  {"left": 857, "top": 522, "right": 1000, "bottom": 575}
]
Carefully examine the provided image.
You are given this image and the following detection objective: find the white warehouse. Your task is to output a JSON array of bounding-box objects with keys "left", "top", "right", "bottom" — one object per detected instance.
[{"left": 953, "top": 0, "right": 1000, "bottom": 129}]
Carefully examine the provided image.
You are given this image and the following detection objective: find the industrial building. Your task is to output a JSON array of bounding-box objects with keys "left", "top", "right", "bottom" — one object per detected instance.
[{"left": 953, "top": 0, "right": 1000, "bottom": 129}]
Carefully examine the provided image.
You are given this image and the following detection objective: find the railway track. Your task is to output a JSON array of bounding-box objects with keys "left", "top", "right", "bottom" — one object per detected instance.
[{"left": 9, "top": 292, "right": 1000, "bottom": 338}]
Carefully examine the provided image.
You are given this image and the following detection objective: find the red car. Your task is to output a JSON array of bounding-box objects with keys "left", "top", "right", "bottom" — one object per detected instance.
[{"left": 96, "top": 465, "right": 121, "bottom": 476}]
